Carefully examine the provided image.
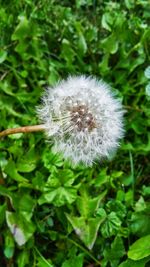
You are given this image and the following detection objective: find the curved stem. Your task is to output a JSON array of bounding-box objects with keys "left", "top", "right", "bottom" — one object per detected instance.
[
  {"left": 60, "top": 234, "right": 101, "bottom": 266},
  {"left": 0, "top": 124, "right": 45, "bottom": 138}
]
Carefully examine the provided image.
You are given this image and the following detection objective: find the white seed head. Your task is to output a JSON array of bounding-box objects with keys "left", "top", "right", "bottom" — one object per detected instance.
[{"left": 37, "top": 75, "right": 124, "bottom": 166}]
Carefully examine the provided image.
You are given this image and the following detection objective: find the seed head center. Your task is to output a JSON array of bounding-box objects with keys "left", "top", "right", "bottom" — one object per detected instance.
[{"left": 70, "top": 104, "right": 96, "bottom": 132}]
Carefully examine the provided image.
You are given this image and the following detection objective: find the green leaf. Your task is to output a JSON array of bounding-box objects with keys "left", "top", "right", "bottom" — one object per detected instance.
[
  {"left": 42, "top": 148, "right": 63, "bottom": 170},
  {"left": 66, "top": 214, "right": 104, "bottom": 249},
  {"left": 17, "top": 250, "right": 29, "bottom": 267},
  {"left": 90, "top": 168, "right": 109, "bottom": 187},
  {"left": 135, "top": 197, "right": 146, "bottom": 212},
  {"left": 38, "top": 187, "right": 77, "bottom": 207},
  {"left": 77, "top": 33, "right": 87, "bottom": 55},
  {"left": 61, "top": 39, "right": 75, "bottom": 64},
  {"left": 12, "top": 193, "right": 35, "bottom": 219},
  {"left": 142, "top": 185, "right": 150, "bottom": 196},
  {"left": 106, "top": 200, "right": 126, "bottom": 220},
  {"left": 124, "top": 0, "right": 135, "bottom": 9},
  {"left": 101, "top": 212, "right": 121, "bottom": 238},
  {"left": 0, "top": 50, "right": 7, "bottom": 63},
  {"left": 0, "top": 185, "right": 13, "bottom": 200},
  {"left": 101, "top": 33, "right": 118, "bottom": 54},
  {"left": 76, "top": 189, "right": 107, "bottom": 218},
  {"left": 47, "top": 169, "right": 76, "bottom": 187},
  {"left": 145, "top": 83, "right": 150, "bottom": 97},
  {"left": 103, "top": 236, "right": 125, "bottom": 267},
  {"left": 37, "top": 257, "right": 53, "bottom": 267},
  {"left": 35, "top": 247, "right": 53, "bottom": 267},
  {"left": 32, "top": 171, "right": 46, "bottom": 191},
  {"left": 6, "top": 211, "right": 35, "bottom": 246},
  {"left": 119, "top": 256, "right": 150, "bottom": 267},
  {"left": 61, "top": 251, "right": 84, "bottom": 267},
  {"left": 101, "top": 13, "right": 112, "bottom": 31},
  {"left": 4, "top": 160, "right": 29, "bottom": 183},
  {"left": 128, "top": 235, "right": 150, "bottom": 260},
  {"left": 38, "top": 169, "right": 79, "bottom": 206},
  {"left": 11, "top": 15, "right": 30, "bottom": 40},
  {"left": 16, "top": 148, "right": 37, "bottom": 173},
  {"left": 130, "top": 212, "right": 150, "bottom": 237},
  {"left": 4, "top": 231, "right": 15, "bottom": 259}
]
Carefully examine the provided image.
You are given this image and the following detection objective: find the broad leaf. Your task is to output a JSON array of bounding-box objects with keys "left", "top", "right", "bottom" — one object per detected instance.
[
  {"left": 66, "top": 214, "right": 105, "bottom": 249},
  {"left": 6, "top": 211, "right": 35, "bottom": 246},
  {"left": 128, "top": 235, "right": 150, "bottom": 260}
]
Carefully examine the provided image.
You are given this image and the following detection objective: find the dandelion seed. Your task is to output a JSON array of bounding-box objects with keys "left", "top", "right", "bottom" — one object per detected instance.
[{"left": 37, "top": 75, "right": 124, "bottom": 166}]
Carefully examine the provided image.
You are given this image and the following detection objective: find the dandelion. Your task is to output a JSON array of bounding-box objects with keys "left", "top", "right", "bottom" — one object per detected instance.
[{"left": 37, "top": 75, "right": 124, "bottom": 166}]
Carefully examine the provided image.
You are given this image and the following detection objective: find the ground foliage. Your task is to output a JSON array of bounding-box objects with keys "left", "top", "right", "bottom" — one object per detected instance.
[{"left": 0, "top": 0, "right": 150, "bottom": 266}]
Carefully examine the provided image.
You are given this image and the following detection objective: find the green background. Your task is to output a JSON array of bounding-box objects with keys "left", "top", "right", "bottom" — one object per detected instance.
[{"left": 0, "top": 0, "right": 150, "bottom": 266}]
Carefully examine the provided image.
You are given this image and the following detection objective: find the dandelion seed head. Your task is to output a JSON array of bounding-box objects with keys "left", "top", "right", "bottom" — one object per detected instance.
[{"left": 37, "top": 75, "right": 124, "bottom": 166}]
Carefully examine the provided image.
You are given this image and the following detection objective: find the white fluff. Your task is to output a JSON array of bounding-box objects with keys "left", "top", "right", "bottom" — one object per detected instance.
[{"left": 37, "top": 76, "right": 124, "bottom": 166}]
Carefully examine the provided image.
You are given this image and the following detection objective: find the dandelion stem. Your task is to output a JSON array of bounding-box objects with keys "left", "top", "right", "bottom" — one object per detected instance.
[{"left": 0, "top": 124, "right": 45, "bottom": 138}]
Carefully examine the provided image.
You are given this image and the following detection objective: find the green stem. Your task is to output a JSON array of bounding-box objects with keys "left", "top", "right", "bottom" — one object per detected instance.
[
  {"left": 60, "top": 234, "right": 101, "bottom": 266},
  {"left": 34, "top": 246, "right": 53, "bottom": 267},
  {"left": 129, "top": 151, "right": 135, "bottom": 204}
]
